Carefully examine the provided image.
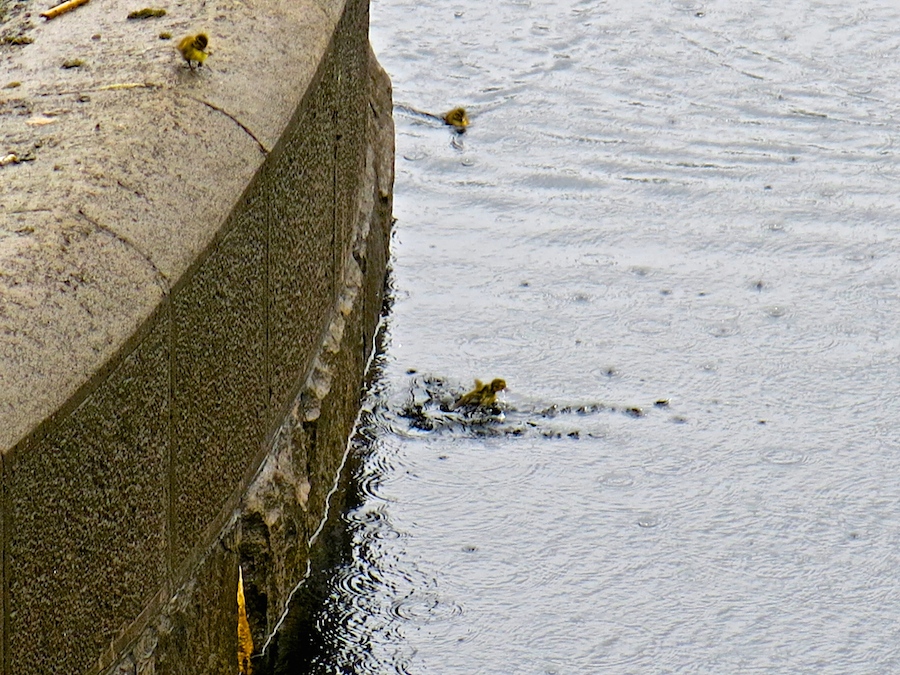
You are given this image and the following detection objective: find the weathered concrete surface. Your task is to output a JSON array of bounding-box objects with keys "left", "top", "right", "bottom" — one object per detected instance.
[
  {"left": 0, "top": 0, "right": 350, "bottom": 451},
  {"left": 0, "top": 0, "right": 393, "bottom": 671}
]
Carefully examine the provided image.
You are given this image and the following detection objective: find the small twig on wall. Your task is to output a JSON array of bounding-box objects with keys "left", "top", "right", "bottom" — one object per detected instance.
[{"left": 40, "top": 0, "right": 90, "bottom": 20}]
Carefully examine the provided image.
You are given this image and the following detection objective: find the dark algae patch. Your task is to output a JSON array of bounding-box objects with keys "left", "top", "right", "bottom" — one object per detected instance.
[
  {"left": 395, "top": 374, "right": 667, "bottom": 438},
  {"left": 127, "top": 7, "right": 166, "bottom": 19},
  {"left": 1, "top": 34, "right": 32, "bottom": 45},
  {"left": 0, "top": 0, "right": 36, "bottom": 41}
]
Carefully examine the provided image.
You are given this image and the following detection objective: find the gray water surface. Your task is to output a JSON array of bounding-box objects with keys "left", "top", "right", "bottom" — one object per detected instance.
[{"left": 288, "top": 1, "right": 900, "bottom": 672}]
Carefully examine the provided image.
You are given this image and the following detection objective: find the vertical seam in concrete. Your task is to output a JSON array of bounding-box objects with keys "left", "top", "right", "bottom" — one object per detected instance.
[
  {"left": 1, "top": 452, "right": 8, "bottom": 675},
  {"left": 166, "top": 294, "right": 176, "bottom": 589},
  {"left": 333, "top": 110, "right": 340, "bottom": 305},
  {"left": 265, "top": 175, "right": 272, "bottom": 436}
]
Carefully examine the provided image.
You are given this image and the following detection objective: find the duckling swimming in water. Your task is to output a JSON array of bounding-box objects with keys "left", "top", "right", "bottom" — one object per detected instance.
[
  {"left": 455, "top": 378, "right": 507, "bottom": 409},
  {"left": 441, "top": 107, "right": 469, "bottom": 131},
  {"left": 395, "top": 105, "right": 471, "bottom": 132}
]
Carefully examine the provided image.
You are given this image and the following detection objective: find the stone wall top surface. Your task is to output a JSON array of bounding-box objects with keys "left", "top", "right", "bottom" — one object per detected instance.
[{"left": 0, "top": 0, "right": 345, "bottom": 451}]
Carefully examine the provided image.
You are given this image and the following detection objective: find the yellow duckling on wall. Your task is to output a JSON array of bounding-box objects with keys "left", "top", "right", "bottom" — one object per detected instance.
[
  {"left": 455, "top": 378, "right": 507, "bottom": 409},
  {"left": 441, "top": 106, "right": 470, "bottom": 131},
  {"left": 178, "top": 33, "right": 209, "bottom": 70}
]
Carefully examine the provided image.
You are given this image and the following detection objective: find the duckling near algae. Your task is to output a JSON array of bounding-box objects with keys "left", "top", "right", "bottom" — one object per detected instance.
[{"left": 454, "top": 378, "right": 507, "bottom": 409}]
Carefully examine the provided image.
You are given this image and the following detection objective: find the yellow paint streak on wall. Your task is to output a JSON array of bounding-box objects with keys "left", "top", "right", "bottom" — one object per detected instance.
[{"left": 238, "top": 567, "right": 254, "bottom": 675}]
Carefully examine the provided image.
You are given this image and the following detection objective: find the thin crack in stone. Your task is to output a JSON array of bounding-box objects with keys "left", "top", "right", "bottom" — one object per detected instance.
[
  {"left": 190, "top": 96, "right": 270, "bottom": 155},
  {"left": 75, "top": 208, "right": 170, "bottom": 294}
]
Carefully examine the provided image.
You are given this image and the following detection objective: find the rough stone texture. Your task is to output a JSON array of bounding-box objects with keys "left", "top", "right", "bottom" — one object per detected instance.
[
  {"left": 336, "top": 5, "right": 371, "bottom": 269},
  {"left": 4, "top": 314, "right": 170, "bottom": 675},
  {"left": 267, "top": 79, "right": 336, "bottom": 425},
  {"left": 237, "top": 44, "right": 393, "bottom": 659},
  {"left": 170, "top": 201, "right": 268, "bottom": 568},
  {"left": 0, "top": 210, "right": 167, "bottom": 450},
  {"left": 0, "top": 0, "right": 344, "bottom": 454},
  {"left": 105, "top": 40, "right": 393, "bottom": 675},
  {"left": 152, "top": 537, "right": 240, "bottom": 675},
  {"left": 0, "top": 0, "right": 394, "bottom": 671}
]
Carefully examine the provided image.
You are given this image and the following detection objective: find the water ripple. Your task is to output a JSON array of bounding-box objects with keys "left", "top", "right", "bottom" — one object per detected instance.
[{"left": 388, "top": 592, "right": 463, "bottom": 624}]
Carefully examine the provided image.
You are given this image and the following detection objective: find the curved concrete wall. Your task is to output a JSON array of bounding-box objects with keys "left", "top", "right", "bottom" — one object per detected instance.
[{"left": 0, "top": 0, "right": 393, "bottom": 672}]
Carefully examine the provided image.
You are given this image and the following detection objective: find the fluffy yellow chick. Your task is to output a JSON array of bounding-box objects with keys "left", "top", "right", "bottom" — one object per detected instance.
[
  {"left": 178, "top": 33, "right": 209, "bottom": 70},
  {"left": 455, "top": 378, "right": 507, "bottom": 409},
  {"left": 442, "top": 107, "right": 469, "bottom": 130}
]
